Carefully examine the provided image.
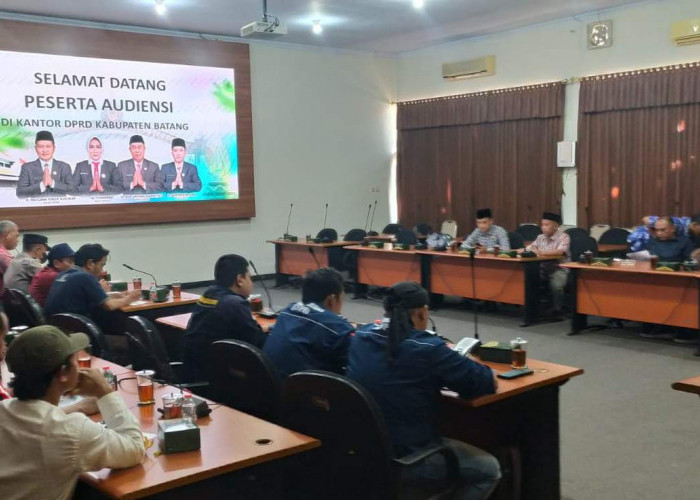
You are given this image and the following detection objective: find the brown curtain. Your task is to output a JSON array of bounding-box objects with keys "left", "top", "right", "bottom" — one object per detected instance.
[
  {"left": 397, "top": 83, "right": 564, "bottom": 234},
  {"left": 577, "top": 62, "right": 700, "bottom": 228}
]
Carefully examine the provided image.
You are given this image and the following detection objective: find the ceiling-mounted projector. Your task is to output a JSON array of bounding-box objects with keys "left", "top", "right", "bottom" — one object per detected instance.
[{"left": 241, "top": 20, "right": 288, "bottom": 38}]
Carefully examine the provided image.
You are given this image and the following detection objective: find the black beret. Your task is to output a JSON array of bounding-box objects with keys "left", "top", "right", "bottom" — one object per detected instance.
[
  {"left": 23, "top": 233, "right": 49, "bottom": 248},
  {"left": 129, "top": 135, "right": 145, "bottom": 145},
  {"left": 35, "top": 130, "right": 54, "bottom": 143},
  {"left": 171, "top": 138, "right": 186, "bottom": 149},
  {"left": 476, "top": 208, "right": 492, "bottom": 219},
  {"left": 542, "top": 212, "right": 562, "bottom": 225}
]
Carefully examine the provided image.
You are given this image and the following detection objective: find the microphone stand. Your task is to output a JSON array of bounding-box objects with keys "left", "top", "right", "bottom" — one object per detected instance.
[
  {"left": 123, "top": 263, "right": 157, "bottom": 287},
  {"left": 307, "top": 247, "right": 322, "bottom": 269},
  {"left": 364, "top": 203, "right": 372, "bottom": 232},
  {"left": 249, "top": 260, "right": 278, "bottom": 318},
  {"left": 469, "top": 248, "right": 480, "bottom": 340}
]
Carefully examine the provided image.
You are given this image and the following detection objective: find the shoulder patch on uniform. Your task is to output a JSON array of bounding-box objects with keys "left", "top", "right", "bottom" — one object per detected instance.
[{"left": 198, "top": 296, "right": 219, "bottom": 307}]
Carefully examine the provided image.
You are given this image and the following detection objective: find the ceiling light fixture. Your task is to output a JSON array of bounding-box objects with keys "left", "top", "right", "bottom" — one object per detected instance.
[
  {"left": 412, "top": 0, "right": 425, "bottom": 9},
  {"left": 155, "top": 0, "right": 166, "bottom": 16},
  {"left": 312, "top": 19, "right": 323, "bottom": 35}
]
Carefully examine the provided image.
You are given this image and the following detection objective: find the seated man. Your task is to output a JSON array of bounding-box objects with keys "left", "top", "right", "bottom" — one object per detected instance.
[
  {"left": 647, "top": 216, "right": 693, "bottom": 262},
  {"left": 628, "top": 215, "right": 690, "bottom": 252},
  {"left": 263, "top": 267, "right": 354, "bottom": 378},
  {"left": 0, "top": 325, "right": 145, "bottom": 500},
  {"left": 688, "top": 213, "right": 700, "bottom": 261},
  {"left": 523, "top": 212, "right": 570, "bottom": 317},
  {"left": 3, "top": 233, "right": 50, "bottom": 293},
  {"left": 461, "top": 208, "right": 510, "bottom": 251},
  {"left": 30, "top": 243, "right": 75, "bottom": 306},
  {"left": 347, "top": 282, "right": 500, "bottom": 500},
  {"left": 44, "top": 243, "right": 141, "bottom": 319},
  {"left": 183, "top": 254, "right": 268, "bottom": 383}
]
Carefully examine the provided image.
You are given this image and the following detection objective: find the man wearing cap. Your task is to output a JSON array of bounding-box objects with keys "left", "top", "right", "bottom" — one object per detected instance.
[
  {"left": 523, "top": 212, "right": 570, "bottom": 317},
  {"left": 0, "top": 326, "right": 145, "bottom": 500},
  {"left": 3, "top": 233, "right": 49, "bottom": 293},
  {"left": 30, "top": 243, "right": 75, "bottom": 306},
  {"left": 16, "top": 130, "right": 75, "bottom": 197},
  {"left": 161, "top": 138, "right": 202, "bottom": 192},
  {"left": 0, "top": 220, "right": 19, "bottom": 297},
  {"left": 460, "top": 208, "right": 510, "bottom": 251},
  {"left": 117, "top": 135, "right": 163, "bottom": 193}
]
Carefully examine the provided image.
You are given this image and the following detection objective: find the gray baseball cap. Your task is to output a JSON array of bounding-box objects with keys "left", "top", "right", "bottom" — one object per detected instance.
[{"left": 6, "top": 325, "right": 89, "bottom": 376}]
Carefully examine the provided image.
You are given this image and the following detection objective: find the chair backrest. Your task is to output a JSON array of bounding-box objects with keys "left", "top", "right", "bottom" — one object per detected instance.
[
  {"left": 440, "top": 220, "right": 458, "bottom": 238},
  {"left": 381, "top": 224, "right": 402, "bottom": 235},
  {"left": 208, "top": 340, "right": 281, "bottom": 422},
  {"left": 599, "top": 227, "right": 631, "bottom": 245},
  {"left": 49, "top": 312, "right": 111, "bottom": 360},
  {"left": 514, "top": 224, "right": 542, "bottom": 242},
  {"left": 344, "top": 228, "right": 367, "bottom": 242},
  {"left": 508, "top": 231, "right": 525, "bottom": 249},
  {"left": 281, "top": 370, "right": 397, "bottom": 499},
  {"left": 316, "top": 228, "right": 338, "bottom": 241},
  {"left": 564, "top": 227, "right": 590, "bottom": 241},
  {"left": 589, "top": 224, "right": 611, "bottom": 241},
  {"left": 395, "top": 229, "right": 417, "bottom": 246},
  {"left": 3, "top": 288, "right": 45, "bottom": 329},
  {"left": 570, "top": 236, "right": 599, "bottom": 260},
  {"left": 124, "top": 315, "right": 174, "bottom": 381}
]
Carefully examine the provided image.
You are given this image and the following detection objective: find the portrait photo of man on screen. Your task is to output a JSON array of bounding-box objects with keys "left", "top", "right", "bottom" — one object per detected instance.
[
  {"left": 117, "top": 135, "right": 162, "bottom": 194},
  {"left": 15, "top": 131, "right": 75, "bottom": 197},
  {"left": 161, "top": 138, "right": 202, "bottom": 193}
]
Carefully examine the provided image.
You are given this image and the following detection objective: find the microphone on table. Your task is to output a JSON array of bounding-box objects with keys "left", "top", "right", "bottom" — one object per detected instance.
[
  {"left": 123, "top": 263, "right": 157, "bottom": 287},
  {"left": 283, "top": 203, "right": 297, "bottom": 241},
  {"left": 249, "top": 260, "right": 278, "bottom": 318},
  {"left": 363, "top": 203, "right": 372, "bottom": 232},
  {"left": 367, "top": 200, "right": 378, "bottom": 236},
  {"left": 451, "top": 247, "right": 481, "bottom": 356},
  {"left": 322, "top": 203, "right": 329, "bottom": 230},
  {"left": 307, "top": 247, "right": 323, "bottom": 269}
]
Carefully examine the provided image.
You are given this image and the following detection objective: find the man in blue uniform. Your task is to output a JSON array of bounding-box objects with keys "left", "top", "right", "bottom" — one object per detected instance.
[
  {"left": 264, "top": 267, "right": 353, "bottom": 378},
  {"left": 183, "top": 254, "right": 268, "bottom": 383},
  {"left": 347, "top": 282, "right": 500, "bottom": 500}
]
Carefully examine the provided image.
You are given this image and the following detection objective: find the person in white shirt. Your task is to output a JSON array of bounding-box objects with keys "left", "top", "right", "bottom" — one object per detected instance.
[{"left": 0, "top": 325, "right": 145, "bottom": 500}]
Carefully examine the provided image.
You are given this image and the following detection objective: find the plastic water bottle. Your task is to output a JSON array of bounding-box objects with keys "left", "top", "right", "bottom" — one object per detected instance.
[
  {"left": 149, "top": 282, "right": 157, "bottom": 301},
  {"left": 102, "top": 367, "right": 117, "bottom": 391},
  {"left": 181, "top": 391, "right": 196, "bottom": 424}
]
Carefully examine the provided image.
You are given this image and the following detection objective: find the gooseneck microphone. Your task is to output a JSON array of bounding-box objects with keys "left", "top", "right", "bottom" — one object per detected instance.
[
  {"left": 468, "top": 248, "right": 480, "bottom": 340},
  {"left": 283, "top": 203, "right": 295, "bottom": 240},
  {"left": 248, "top": 260, "right": 278, "bottom": 317},
  {"left": 364, "top": 203, "right": 372, "bottom": 231},
  {"left": 307, "top": 247, "right": 322, "bottom": 269},
  {"left": 123, "top": 263, "right": 157, "bottom": 287},
  {"left": 368, "top": 200, "right": 378, "bottom": 234},
  {"left": 322, "top": 203, "right": 328, "bottom": 230}
]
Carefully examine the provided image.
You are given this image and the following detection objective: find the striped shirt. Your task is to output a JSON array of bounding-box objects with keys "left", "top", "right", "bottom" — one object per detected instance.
[{"left": 461, "top": 225, "right": 510, "bottom": 250}]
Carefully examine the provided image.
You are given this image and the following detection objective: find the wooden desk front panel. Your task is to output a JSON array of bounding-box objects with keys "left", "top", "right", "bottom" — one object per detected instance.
[
  {"left": 576, "top": 270, "right": 699, "bottom": 328},
  {"left": 278, "top": 245, "right": 329, "bottom": 276},
  {"left": 357, "top": 251, "right": 420, "bottom": 287},
  {"left": 430, "top": 257, "right": 525, "bottom": 305}
]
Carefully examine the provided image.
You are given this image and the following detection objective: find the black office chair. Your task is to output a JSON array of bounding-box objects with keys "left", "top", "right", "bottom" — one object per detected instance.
[
  {"left": 50, "top": 313, "right": 111, "bottom": 360},
  {"left": 381, "top": 223, "right": 402, "bottom": 235},
  {"left": 344, "top": 228, "right": 367, "bottom": 241},
  {"left": 508, "top": 231, "right": 525, "bottom": 250},
  {"left": 317, "top": 228, "right": 338, "bottom": 241},
  {"left": 208, "top": 340, "right": 281, "bottom": 422},
  {"left": 514, "top": 224, "right": 541, "bottom": 242},
  {"left": 395, "top": 229, "right": 418, "bottom": 246},
  {"left": 570, "top": 236, "right": 598, "bottom": 260},
  {"left": 3, "top": 288, "right": 45, "bottom": 329},
  {"left": 414, "top": 223, "right": 433, "bottom": 238},
  {"left": 124, "top": 315, "right": 184, "bottom": 384},
  {"left": 280, "top": 370, "right": 460, "bottom": 500},
  {"left": 599, "top": 227, "right": 631, "bottom": 245},
  {"left": 564, "top": 227, "right": 590, "bottom": 241}
]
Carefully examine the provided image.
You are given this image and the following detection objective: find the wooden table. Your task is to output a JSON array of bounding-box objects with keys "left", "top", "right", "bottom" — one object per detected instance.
[
  {"left": 122, "top": 291, "right": 199, "bottom": 314},
  {"left": 268, "top": 239, "right": 360, "bottom": 286},
  {"left": 155, "top": 313, "right": 275, "bottom": 361},
  {"left": 441, "top": 358, "right": 583, "bottom": 500},
  {"left": 75, "top": 358, "right": 319, "bottom": 499},
  {"left": 345, "top": 245, "right": 422, "bottom": 296},
  {"left": 563, "top": 261, "right": 700, "bottom": 333},
  {"left": 672, "top": 375, "right": 700, "bottom": 396}
]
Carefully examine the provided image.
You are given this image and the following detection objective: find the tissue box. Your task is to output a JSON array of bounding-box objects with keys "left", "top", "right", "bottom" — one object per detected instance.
[
  {"left": 157, "top": 419, "right": 200, "bottom": 454},
  {"left": 109, "top": 281, "right": 128, "bottom": 292},
  {"left": 475, "top": 341, "right": 513, "bottom": 364}
]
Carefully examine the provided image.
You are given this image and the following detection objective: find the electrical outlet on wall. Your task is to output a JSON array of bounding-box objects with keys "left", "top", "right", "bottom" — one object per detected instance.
[{"left": 370, "top": 186, "right": 380, "bottom": 193}]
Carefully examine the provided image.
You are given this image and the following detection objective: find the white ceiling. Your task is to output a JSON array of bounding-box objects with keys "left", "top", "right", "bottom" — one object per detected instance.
[{"left": 0, "top": 0, "right": 647, "bottom": 54}]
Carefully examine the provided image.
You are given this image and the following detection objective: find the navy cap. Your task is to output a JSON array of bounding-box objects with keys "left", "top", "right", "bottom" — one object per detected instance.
[{"left": 48, "top": 243, "right": 75, "bottom": 262}]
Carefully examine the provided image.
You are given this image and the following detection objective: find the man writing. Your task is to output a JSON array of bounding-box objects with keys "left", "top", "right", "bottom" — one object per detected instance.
[
  {"left": 0, "top": 325, "right": 145, "bottom": 499},
  {"left": 161, "top": 138, "right": 202, "bottom": 192},
  {"left": 3, "top": 233, "right": 50, "bottom": 293},
  {"left": 647, "top": 216, "right": 694, "bottom": 262},
  {"left": 30, "top": 243, "right": 75, "bottom": 306},
  {"left": 16, "top": 131, "right": 75, "bottom": 197},
  {"left": 117, "top": 135, "right": 162, "bottom": 193},
  {"left": 460, "top": 208, "right": 510, "bottom": 251}
]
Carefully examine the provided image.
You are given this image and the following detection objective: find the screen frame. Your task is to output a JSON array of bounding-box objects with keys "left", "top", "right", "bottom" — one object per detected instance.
[{"left": 0, "top": 19, "right": 255, "bottom": 230}]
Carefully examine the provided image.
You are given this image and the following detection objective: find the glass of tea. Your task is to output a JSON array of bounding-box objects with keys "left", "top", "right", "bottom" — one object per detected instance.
[
  {"left": 171, "top": 280, "right": 182, "bottom": 299},
  {"left": 132, "top": 277, "right": 142, "bottom": 290},
  {"left": 77, "top": 350, "right": 92, "bottom": 368},
  {"left": 135, "top": 370, "right": 155, "bottom": 405},
  {"left": 510, "top": 337, "right": 528, "bottom": 369},
  {"left": 162, "top": 393, "right": 183, "bottom": 419}
]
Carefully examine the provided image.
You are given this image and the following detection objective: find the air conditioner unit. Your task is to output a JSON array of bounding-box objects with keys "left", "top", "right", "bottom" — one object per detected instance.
[
  {"left": 671, "top": 18, "right": 700, "bottom": 46},
  {"left": 442, "top": 55, "right": 495, "bottom": 80}
]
